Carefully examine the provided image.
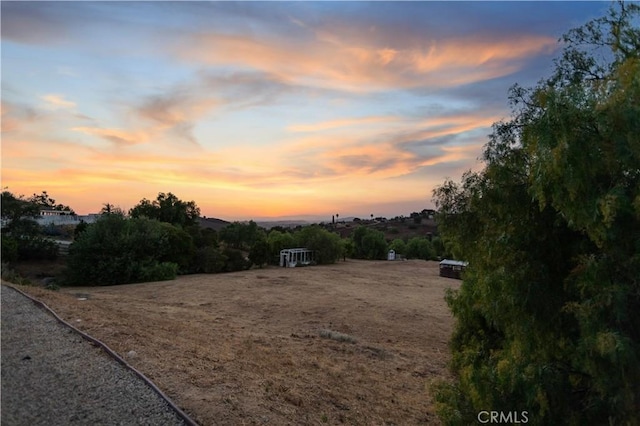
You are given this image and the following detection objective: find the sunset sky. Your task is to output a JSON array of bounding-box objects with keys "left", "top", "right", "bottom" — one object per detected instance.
[{"left": 1, "top": 1, "right": 608, "bottom": 221}]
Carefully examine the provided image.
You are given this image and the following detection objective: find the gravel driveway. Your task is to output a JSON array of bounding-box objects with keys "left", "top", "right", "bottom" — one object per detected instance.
[{"left": 1, "top": 284, "right": 191, "bottom": 426}]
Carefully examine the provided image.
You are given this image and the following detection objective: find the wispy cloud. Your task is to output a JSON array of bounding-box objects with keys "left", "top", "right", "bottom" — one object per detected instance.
[
  {"left": 134, "top": 89, "right": 218, "bottom": 146},
  {"left": 1, "top": 100, "right": 41, "bottom": 133},
  {"left": 1, "top": 2, "right": 72, "bottom": 45},
  {"left": 72, "top": 126, "right": 149, "bottom": 146},
  {"left": 42, "top": 94, "right": 76, "bottom": 109},
  {"left": 173, "top": 28, "right": 557, "bottom": 93}
]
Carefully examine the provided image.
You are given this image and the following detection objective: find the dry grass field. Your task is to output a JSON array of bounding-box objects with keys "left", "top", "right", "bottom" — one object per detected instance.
[{"left": 13, "top": 259, "right": 459, "bottom": 425}]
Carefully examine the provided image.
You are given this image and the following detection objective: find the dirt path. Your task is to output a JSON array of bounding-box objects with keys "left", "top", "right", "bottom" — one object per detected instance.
[{"left": 14, "top": 259, "right": 458, "bottom": 425}]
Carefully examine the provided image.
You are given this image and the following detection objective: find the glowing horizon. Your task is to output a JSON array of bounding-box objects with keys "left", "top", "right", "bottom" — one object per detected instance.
[{"left": 1, "top": 2, "right": 607, "bottom": 221}]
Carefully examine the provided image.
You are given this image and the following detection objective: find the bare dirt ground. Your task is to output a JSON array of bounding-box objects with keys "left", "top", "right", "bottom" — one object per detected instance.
[{"left": 11, "top": 259, "right": 459, "bottom": 425}]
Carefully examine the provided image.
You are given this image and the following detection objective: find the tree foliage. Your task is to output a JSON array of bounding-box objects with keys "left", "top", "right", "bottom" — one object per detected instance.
[
  {"left": 27, "top": 191, "right": 75, "bottom": 214},
  {"left": 433, "top": 4, "right": 640, "bottom": 424},
  {"left": 267, "top": 229, "right": 296, "bottom": 262},
  {"left": 249, "top": 238, "right": 270, "bottom": 268},
  {"left": 219, "top": 221, "right": 265, "bottom": 250},
  {"left": 2, "top": 190, "right": 42, "bottom": 233},
  {"left": 405, "top": 237, "right": 436, "bottom": 260},
  {"left": 1, "top": 190, "right": 59, "bottom": 261},
  {"left": 129, "top": 192, "right": 200, "bottom": 227},
  {"left": 294, "top": 225, "right": 342, "bottom": 264},
  {"left": 64, "top": 215, "right": 179, "bottom": 285},
  {"left": 388, "top": 238, "right": 407, "bottom": 256},
  {"left": 221, "top": 248, "right": 251, "bottom": 272},
  {"left": 351, "top": 226, "right": 388, "bottom": 260}
]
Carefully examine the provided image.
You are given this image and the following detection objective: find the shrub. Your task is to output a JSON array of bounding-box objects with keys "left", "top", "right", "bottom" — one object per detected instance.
[
  {"left": 388, "top": 238, "right": 407, "bottom": 256},
  {"left": 249, "top": 239, "right": 270, "bottom": 268},
  {"left": 1, "top": 237, "right": 18, "bottom": 263},
  {"left": 64, "top": 215, "right": 181, "bottom": 285},
  {"left": 352, "top": 226, "right": 388, "bottom": 260},
  {"left": 295, "top": 225, "right": 342, "bottom": 264},
  {"left": 74, "top": 220, "right": 89, "bottom": 239},
  {"left": 192, "top": 246, "right": 227, "bottom": 273},
  {"left": 222, "top": 248, "right": 251, "bottom": 272},
  {"left": 267, "top": 230, "right": 296, "bottom": 263},
  {"left": 155, "top": 221, "right": 195, "bottom": 273},
  {"left": 1, "top": 262, "right": 32, "bottom": 285},
  {"left": 16, "top": 237, "right": 59, "bottom": 261},
  {"left": 406, "top": 237, "right": 435, "bottom": 260},
  {"left": 138, "top": 261, "right": 178, "bottom": 282}
]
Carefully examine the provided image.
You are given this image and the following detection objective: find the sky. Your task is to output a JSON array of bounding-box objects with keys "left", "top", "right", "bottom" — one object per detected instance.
[{"left": 1, "top": 1, "right": 609, "bottom": 221}]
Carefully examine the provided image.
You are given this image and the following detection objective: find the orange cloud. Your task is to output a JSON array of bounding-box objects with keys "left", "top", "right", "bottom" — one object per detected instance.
[
  {"left": 377, "top": 48, "right": 398, "bottom": 65},
  {"left": 278, "top": 110, "right": 500, "bottom": 179},
  {"left": 173, "top": 31, "right": 557, "bottom": 92}
]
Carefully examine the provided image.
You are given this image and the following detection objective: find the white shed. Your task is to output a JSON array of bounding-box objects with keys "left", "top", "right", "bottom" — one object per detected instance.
[
  {"left": 280, "top": 248, "right": 315, "bottom": 268},
  {"left": 387, "top": 249, "right": 396, "bottom": 261}
]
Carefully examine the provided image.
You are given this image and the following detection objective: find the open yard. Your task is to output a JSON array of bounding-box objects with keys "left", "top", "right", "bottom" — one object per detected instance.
[{"left": 13, "top": 259, "right": 459, "bottom": 425}]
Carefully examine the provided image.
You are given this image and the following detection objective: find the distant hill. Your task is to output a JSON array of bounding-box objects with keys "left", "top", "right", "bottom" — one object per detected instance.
[
  {"left": 197, "top": 217, "right": 231, "bottom": 231},
  {"left": 256, "top": 220, "right": 312, "bottom": 229},
  {"left": 198, "top": 214, "right": 439, "bottom": 241}
]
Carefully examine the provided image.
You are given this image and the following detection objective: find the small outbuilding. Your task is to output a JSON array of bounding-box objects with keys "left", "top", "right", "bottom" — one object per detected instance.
[
  {"left": 387, "top": 249, "right": 396, "bottom": 261},
  {"left": 439, "top": 259, "right": 468, "bottom": 279},
  {"left": 280, "top": 248, "right": 315, "bottom": 268}
]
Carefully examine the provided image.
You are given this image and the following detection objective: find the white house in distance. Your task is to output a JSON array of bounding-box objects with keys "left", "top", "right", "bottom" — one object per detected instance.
[
  {"left": 1, "top": 209, "right": 99, "bottom": 230},
  {"left": 36, "top": 209, "right": 100, "bottom": 226}
]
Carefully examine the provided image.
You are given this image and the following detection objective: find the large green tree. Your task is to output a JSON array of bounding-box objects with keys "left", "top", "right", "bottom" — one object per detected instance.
[
  {"left": 433, "top": 4, "right": 639, "bottom": 424},
  {"left": 1, "top": 190, "right": 60, "bottom": 261},
  {"left": 405, "top": 237, "right": 436, "bottom": 260},
  {"left": 65, "top": 215, "right": 179, "bottom": 285},
  {"left": 129, "top": 192, "right": 200, "bottom": 228},
  {"left": 219, "top": 220, "right": 265, "bottom": 250},
  {"left": 351, "top": 226, "right": 388, "bottom": 260},
  {"left": 266, "top": 229, "right": 296, "bottom": 262},
  {"left": 28, "top": 190, "right": 75, "bottom": 214},
  {"left": 1, "top": 190, "right": 41, "bottom": 234},
  {"left": 294, "top": 225, "right": 342, "bottom": 264}
]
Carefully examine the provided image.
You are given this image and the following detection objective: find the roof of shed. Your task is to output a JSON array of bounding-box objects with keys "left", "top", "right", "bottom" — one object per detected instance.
[{"left": 439, "top": 259, "right": 469, "bottom": 267}]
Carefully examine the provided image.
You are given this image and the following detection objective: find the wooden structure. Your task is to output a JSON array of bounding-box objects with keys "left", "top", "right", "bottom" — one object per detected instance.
[
  {"left": 280, "top": 248, "right": 315, "bottom": 268},
  {"left": 439, "top": 259, "right": 468, "bottom": 279}
]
